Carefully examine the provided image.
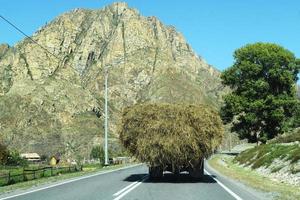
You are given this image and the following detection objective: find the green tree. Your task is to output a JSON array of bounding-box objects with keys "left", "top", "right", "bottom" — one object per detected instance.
[{"left": 221, "top": 43, "right": 300, "bottom": 143}]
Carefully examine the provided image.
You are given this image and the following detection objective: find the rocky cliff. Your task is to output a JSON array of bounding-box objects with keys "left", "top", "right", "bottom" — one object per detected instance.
[{"left": 0, "top": 2, "right": 225, "bottom": 160}]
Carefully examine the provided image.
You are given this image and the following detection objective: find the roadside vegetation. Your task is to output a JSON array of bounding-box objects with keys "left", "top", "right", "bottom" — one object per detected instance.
[
  {"left": 0, "top": 148, "right": 82, "bottom": 187},
  {"left": 233, "top": 129, "right": 300, "bottom": 176},
  {"left": 269, "top": 128, "right": 300, "bottom": 144},
  {"left": 221, "top": 43, "right": 300, "bottom": 143},
  {"left": 235, "top": 144, "right": 299, "bottom": 171},
  {"left": 0, "top": 140, "right": 132, "bottom": 190},
  {"left": 0, "top": 163, "right": 136, "bottom": 194},
  {"left": 209, "top": 154, "right": 300, "bottom": 200},
  {"left": 211, "top": 43, "right": 300, "bottom": 199},
  {"left": 0, "top": 164, "right": 82, "bottom": 187}
]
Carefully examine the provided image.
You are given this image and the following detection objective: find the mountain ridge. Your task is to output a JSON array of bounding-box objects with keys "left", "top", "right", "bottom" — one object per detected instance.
[{"left": 0, "top": 2, "right": 225, "bottom": 159}]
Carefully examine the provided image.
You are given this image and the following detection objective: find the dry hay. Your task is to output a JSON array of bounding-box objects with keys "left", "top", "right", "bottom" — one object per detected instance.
[{"left": 119, "top": 103, "right": 224, "bottom": 166}]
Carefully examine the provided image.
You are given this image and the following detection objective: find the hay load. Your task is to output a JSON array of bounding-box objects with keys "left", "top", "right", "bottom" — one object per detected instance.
[{"left": 119, "top": 103, "right": 224, "bottom": 178}]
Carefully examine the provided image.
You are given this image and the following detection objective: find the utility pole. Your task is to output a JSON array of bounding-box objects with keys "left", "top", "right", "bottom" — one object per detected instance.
[
  {"left": 104, "top": 67, "right": 109, "bottom": 166},
  {"left": 103, "top": 61, "right": 122, "bottom": 166}
]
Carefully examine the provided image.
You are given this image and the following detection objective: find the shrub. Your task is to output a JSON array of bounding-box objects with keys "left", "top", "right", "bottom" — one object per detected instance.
[
  {"left": 0, "top": 142, "right": 9, "bottom": 165},
  {"left": 269, "top": 128, "right": 300, "bottom": 144},
  {"left": 40, "top": 154, "right": 48, "bottom": 161},
  {"left": 6, "top": 151, "right": 28, "bottom": 167},
  {"left": 90, "top": 145, "right": 105, "bottom": 164}
]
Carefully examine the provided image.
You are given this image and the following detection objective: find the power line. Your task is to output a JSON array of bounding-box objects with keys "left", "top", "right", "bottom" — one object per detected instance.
[
  {"left": 0, "top": 14, "right": 132, "bottom": 104},
  {"left": 0, "top": 15, "right": 61, "bottom": 61}
]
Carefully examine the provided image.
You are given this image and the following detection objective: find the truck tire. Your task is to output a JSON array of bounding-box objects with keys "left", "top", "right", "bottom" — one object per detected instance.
[
  {"left": 149, "top": 166, "right": 163, "bottom": 179},
  {"left": 189, "top": 159, "right": 204, "bottom": 179}
]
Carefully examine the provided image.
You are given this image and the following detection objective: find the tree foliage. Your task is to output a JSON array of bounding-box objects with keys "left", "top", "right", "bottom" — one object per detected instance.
[
  {"left": 119, "top": 103, "right": 224, "bottom": 166},
  {"left": 221, "top": 43, "right": 300, "bottom": 143}
]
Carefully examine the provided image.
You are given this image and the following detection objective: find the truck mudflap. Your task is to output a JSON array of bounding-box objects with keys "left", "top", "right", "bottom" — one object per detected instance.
[{"left": 188, "top": 158, "right": 204, "bottom": 178}]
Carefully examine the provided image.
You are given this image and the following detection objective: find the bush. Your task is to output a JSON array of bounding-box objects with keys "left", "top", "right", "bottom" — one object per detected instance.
[
  {"left": 119, "top": 103, "right": 224, "bottom": 166},
  {"left": 40, "top": 154, "right": 48, "bottom": 162},
  {"left": 0, "top": 142, "right": 9, "bottom": 165},
  {"left": 6, "top": 151, "right": 28, "bottom": 167},
  {"left": 90, "top": 145, "right": 105, "bottom": 164},
  {"left": 269, "top": 128, "right": 300, "bottom": 144}
]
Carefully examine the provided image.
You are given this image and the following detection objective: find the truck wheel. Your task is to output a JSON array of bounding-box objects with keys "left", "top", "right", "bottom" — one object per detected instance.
[
  {"left": 149, "top": 166, "right": 163, "bottom": 180},
  {"left": 189, "top": 160, "right": 204, "bottom": 179},
  {"left": 200, "top": 159, "right": 204, "bottom": 175}
]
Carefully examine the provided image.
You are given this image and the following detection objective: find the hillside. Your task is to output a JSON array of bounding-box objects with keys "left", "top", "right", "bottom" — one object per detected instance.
[
  {"left": 234, "top": 129, "right": 300, "bottom": 186},
  {"left": 0, "top": 2, "right": 225, "bottom": 159}
]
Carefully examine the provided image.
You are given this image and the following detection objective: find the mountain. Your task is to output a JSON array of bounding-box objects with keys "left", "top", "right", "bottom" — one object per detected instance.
[{"left": 0, "top": 2, "right": 225, "bottom": 160}]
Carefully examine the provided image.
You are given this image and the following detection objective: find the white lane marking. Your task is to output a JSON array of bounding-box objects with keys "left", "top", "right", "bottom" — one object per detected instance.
[
  {"left": 0, "top": 164, "right": 143, "bottom": 200},
  {"left": 204, "top": 169, "right": 243, "bottom": 200},
  {"left": 113, "top": 175, "right": 147, "bottom": 196},
  {"left": 113, "top": 176, "right": 148, "bottom": 200},
  {"left": 113, "top": 181, "right": 139, "bottom": 196}
]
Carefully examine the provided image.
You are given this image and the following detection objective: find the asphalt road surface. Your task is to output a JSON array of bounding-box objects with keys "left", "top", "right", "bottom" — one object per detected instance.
[{"left": 0, "top": 163, "right": 264, "bottom": 200}]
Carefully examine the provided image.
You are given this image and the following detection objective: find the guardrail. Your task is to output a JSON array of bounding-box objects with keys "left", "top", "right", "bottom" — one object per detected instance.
[{"left": 0, "top": 165, "right": 82, "bottom": 187}]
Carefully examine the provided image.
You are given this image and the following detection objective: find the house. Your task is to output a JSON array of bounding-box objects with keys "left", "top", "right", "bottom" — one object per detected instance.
[{"left": 20, "top": 153, "right": 41, "bottom": 162}]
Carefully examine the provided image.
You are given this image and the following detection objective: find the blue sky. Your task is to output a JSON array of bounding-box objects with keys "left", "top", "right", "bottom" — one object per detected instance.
[{"left": 0, "top": 0, "right": 300, "bottom": 71}]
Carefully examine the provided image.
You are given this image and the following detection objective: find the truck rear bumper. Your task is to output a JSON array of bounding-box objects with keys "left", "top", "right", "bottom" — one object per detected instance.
[{"left": 149, "top": 158, "right": 204, "bottom": 179}]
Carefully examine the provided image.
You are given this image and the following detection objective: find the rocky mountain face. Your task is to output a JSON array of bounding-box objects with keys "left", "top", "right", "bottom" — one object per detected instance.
[{"left": 0, "top": 2, "right": 225, "bottom": 160}]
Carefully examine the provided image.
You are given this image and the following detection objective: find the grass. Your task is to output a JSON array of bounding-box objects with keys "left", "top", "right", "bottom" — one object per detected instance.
[
  {"left": 208, "top": 154, "right": 300, "bottom": 200},
  {"left": 269, "top": 129, "right": 300, "bottom": 144},
  {"left": 0, "top": 163, "right": 137, "bottom": 194},
  {"left": 0, "top": 166, "right": 23, "bottom": 176},
  {"left": 234, "top": 144, "right": 300, "bottom": 169},
  {"left": 0, "top": 164, "right": 81, "bottom": 187}
]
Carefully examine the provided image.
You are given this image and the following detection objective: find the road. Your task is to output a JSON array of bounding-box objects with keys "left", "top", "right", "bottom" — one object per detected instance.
[{"left": 0, "top": 163, "right": 264, "bottom": 200}]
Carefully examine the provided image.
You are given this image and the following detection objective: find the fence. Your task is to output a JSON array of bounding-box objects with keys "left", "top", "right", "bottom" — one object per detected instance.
[{"left": 0, "top": 165, "right": 82, "bottom": 187}]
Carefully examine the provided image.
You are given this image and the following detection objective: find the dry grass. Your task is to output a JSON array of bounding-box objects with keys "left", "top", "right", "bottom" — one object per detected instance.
[
  {"left": 209, "top": 154, "right": 300, "bottom": 200},
  {"left": 234, "top": 144, "right": 300, "bottom": 170},
  {"left": 119, "top": 103, "right": 224, "bottom": 166},
  {"left": 269, "top": 128, "right": 300, "bottom": 144}
]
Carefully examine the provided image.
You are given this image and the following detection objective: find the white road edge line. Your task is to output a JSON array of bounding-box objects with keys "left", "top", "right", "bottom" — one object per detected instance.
[
  {"left": 113, "top": 175, "right": 147, "bottom": 196},
  {"left": 113, "top": 176, "right": 148, "bottom": 200},
  {"left": 0, "top": 164, "right": 143, "bottom": 200},
  {"left": 204, "top": 169, "right": 243, "bottom": 200}
]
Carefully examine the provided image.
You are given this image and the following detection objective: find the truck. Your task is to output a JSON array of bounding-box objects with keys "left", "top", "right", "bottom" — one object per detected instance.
[{"left": 119, "top": 103, "right": 224, "bottom": 179}]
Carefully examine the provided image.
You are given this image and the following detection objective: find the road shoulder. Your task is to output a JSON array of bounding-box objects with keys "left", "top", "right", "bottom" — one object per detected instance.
[{"left": 208, "top": 154, "right": 300, "bottom": 200}]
